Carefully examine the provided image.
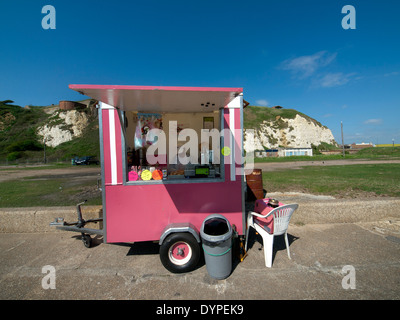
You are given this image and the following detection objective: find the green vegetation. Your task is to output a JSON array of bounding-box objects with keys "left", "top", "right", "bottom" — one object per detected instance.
[
  {"left": 254, "top": 146, "right": 400, "bottom": 163},
  {"left": 357, "top": 146, "right": 400, "bottom": 157},
  {"left": 1, "top": 162, "right": 398, "bottom": 208},
  {"left": 47, "top": 118, "right": 100, "bottom": 160},
  {"left": 263, "top": 163, "right": 400, "bottom": 198},
  {"left": 0, "top": 100, "right": 51, "bottom": 161},
  {"left": 0, "top": 100, "right": 99, "bottom": 163},
  {"left": 0, "top": 175, "right": 101, "bottom": 207},
  {"left": 244, "top": 105, "right": 325, "bottom": 129}
]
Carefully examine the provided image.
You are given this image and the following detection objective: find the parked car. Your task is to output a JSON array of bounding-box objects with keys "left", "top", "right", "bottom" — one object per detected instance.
[
  {"left": 71, "top": 156, "right": 79, "bottom": 165},
  {"left": 72, "top": 156, "right": 100, "bottom": 165}
]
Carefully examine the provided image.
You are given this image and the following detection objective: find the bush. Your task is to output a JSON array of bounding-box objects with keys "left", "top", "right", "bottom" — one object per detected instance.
[
  {"left": 7, "top": 151, "right": 23, "bottom": 161},
  {"left": 6, "top": 140, "right": 42, "bottom": 152},
  {"left": 311, "top": 144, "right": 321, "bottom": 155}
]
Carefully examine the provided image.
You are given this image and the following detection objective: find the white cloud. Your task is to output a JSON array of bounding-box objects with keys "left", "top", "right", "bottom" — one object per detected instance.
[
  {"left": 281, "top": 51, "right": 337, "bottom": 79},
  {"left": 318, "top": 72, "right": 356, "bottom": 88},
  {"left": 364, "top": 119, "right": 383, "bottom": 125},
  {"left": 384, "top": 71, "right": 399, "bottom": 77},
  {"left": 255, "top": 99, "right": 268, "bottom": 107},
  {"left": 280, "top": 51, "right": 359, "bottom": 88}
]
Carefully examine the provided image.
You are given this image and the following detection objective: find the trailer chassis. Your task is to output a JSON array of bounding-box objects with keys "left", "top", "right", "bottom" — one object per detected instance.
[{"left": 50, "top": 200, "right": 103, "bottom": 248}]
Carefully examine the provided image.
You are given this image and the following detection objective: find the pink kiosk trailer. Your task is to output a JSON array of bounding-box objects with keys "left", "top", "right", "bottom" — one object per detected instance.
[{"left": 53, "top": 84, "right": 247, "bottom": 273}]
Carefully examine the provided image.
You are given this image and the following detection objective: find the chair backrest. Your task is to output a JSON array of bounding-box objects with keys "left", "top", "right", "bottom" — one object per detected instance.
[{"left": 271, "top": 204, "right": 298, "bottom": 235}]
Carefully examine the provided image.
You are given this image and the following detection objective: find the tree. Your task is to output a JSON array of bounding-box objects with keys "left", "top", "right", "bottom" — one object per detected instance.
[{"left": 0, "top": 100, "right": 14, "bottom": 105}]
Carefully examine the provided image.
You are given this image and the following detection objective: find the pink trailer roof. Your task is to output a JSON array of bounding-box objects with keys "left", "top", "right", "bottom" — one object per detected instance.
[{"left": 69, "top": 84, "right": 243, "bottom": 113}]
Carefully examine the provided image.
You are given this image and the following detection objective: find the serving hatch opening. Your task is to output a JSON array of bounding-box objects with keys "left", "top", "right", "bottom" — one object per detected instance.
[{"left": 69, "top": 84, "right": 244, "bottom": 184}]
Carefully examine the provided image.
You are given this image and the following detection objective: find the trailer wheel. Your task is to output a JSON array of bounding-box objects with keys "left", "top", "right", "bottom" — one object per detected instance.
[
  {"left": 160, "top": 233, "right": 200, "bottom": 273},
  {"left": 81, "top": 234, "right": 92, "bottom": 248}
]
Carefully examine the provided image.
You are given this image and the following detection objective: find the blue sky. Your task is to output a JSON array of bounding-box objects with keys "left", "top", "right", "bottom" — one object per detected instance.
[{"left": 1, "top": 0, "right": 399, "bottom": 144}]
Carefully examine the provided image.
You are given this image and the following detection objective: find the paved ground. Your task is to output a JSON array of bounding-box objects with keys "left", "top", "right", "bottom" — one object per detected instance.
[
  {"left": 1, "top": 221, "right": 399, "bottom": 300},
  {"left": 1, "top": 161, "right": 399, "bottom": 302}
]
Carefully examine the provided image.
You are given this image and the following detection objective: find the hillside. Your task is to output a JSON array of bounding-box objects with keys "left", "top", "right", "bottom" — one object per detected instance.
[
  {"left": 0, "top": 101, "right": 49, "bottom": 161},
  {"left": 0, "top": 100, "right": 99, "bottom": 162},
  {"left": 0, "top": 101, "right": 337, "bottom": 163},
  {"left": 243, "top": 105, "right": 337, "bottom": 151}
]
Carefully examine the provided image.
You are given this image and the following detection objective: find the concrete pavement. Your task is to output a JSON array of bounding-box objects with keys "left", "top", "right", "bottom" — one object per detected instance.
[
  {"left": 1, "top": 192, "right": 399, "bottom": 300},
  {"left": 2, "top": 195, "right": 400, "bottom": 233},
  {"left": 1, "top": 221, "right": 399, "bottom": 300}
]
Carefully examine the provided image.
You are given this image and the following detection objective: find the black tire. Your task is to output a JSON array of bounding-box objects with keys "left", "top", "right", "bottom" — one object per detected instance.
[
  {"left": 82, "top": 234, "right": 92, "bottom": 248},
  {"left": 159, "top": 233, "right": 200, "bottom": 273}
]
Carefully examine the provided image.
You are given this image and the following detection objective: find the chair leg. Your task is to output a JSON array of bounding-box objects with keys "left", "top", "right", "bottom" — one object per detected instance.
[
  {"left": 261, "top": 233, "right": 274, "bottom": 268},
  {"left": 245, "top": 216, "right": 252, "bottom": 252},
  {"left": 284, "top": 232, "right": 291, "bottom": 260},
  {"left": 245, "top": 225, "right": 250, "bottom": 252}
]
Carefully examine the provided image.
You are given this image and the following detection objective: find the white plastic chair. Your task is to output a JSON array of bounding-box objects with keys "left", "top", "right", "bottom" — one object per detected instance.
[{"left": 245, "top": 204, "right": 298, "bottom": 268}]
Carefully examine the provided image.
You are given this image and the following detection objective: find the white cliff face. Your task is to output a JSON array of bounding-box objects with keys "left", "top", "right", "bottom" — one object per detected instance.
[
  {"left": 37, "top": 110, "right": 89, "bottom": 147},
  {"left": 244, "top": 114, "right": 337, "bottom": 152},
  {"left": 36, "top": 106, "right": 335, "bottom": 152},
  {"left": 37, "top": 125, "right": 73, "bottom": 148}
]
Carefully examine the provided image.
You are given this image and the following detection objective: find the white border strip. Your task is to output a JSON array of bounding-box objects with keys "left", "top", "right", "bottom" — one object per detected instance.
[
  {"left": 229, "top": 108, "right": 236, "bottom": 181},
  {"left": 108, "top": 109, "right": 117, "bottom": 185}
]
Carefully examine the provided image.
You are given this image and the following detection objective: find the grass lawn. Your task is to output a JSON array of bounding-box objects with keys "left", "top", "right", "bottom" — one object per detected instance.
[
  {"left": 0, "top": 176, "right": 102, "bottom": 207},
  {"left": 254, "top": 147, "right": 400, "bottom": 163},
  {"left": 263, "top": 163, "right": 400, "bottom": 198},
  {"left": 1, "top": 163, "right": 399, "bottom": 208}
]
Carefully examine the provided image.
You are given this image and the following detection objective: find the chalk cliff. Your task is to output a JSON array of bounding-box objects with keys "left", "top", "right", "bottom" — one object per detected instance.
[
  {"left": 243, "top": 106, "right": 337, "bottom": 152},
  {"left": 37, "top": 110, "right": 89, "bottom": 148}
]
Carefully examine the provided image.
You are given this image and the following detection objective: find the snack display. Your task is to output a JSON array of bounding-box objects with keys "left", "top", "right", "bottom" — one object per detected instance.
[
  {"left": 169, "top": 170, "right": 185, "bottom": 176},
  {"left": 152, "top": 169, "right": 163, "bottom": 180},
  {"left": 129, "top": 165, "right": 167, "bottom": 181},
  {"left": 141, "top": 170, "right": 152, "bottom": 181},
  {"left": 128, "top": 171, "right": 138, "bottom": 181}
]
